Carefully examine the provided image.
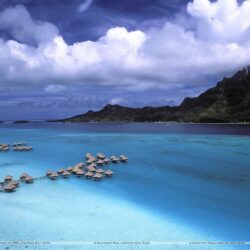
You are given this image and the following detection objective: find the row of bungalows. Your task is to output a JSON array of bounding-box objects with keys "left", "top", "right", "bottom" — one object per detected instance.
[
  {"left": 13, "top": 146, "right": 33, "bottom": 151},
  {"left": 45, "top": 161, "right": 114, "bottom": 181},
  {"left": 2, "top": 173, "right": 34, "bottom": 192},
  {"left": 0, "top": 144, "right": 10, "bottom": 152},
  {"left": 0, "top": 142, "right": 33, "bottom": 152},
  {"left": 86, "top": 152, "right": 128, "bottom": 164}
]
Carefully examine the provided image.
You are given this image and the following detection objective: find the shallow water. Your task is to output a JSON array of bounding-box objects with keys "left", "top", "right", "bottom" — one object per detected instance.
[{"left": 0, "top": 123, "right": 250, "bottom": 249}]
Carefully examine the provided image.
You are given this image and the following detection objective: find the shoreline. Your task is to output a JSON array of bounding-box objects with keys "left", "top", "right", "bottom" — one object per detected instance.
[{"left": 1, "top": 121, "right": 250, "bottom": 125}]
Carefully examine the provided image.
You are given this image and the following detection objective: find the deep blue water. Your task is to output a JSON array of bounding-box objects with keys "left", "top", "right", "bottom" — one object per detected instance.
[{"left": 0, "top": 123, "right": 250, "bottom": 249}]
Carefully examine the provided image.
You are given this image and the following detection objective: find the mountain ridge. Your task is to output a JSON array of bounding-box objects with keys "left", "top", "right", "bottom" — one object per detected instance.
[{"left": 56, "top": 67, "right": 250, "bottom": 123}]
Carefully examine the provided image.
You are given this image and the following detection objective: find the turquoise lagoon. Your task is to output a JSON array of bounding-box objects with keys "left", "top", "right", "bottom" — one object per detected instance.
[{"left": 0, "top": 123, "right": 250, "bottom": 249}]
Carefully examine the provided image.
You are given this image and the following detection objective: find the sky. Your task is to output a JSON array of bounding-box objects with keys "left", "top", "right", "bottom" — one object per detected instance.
[{"left": 0, "top": 0, "right": 250, "bottom": 120}]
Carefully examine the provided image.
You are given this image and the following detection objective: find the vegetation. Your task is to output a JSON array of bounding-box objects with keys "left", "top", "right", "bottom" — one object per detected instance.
[{"left": 59, "top": 67, "right": 250, "bottom": 123}]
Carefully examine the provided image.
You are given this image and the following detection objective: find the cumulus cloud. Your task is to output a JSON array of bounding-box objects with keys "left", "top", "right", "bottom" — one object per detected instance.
[
  {"left": 0, "top": 0, "right": 250, "bottom": 95},
  {"left": 78, "top": 0, "right": 93, "bottom": 13},
  {"left": 0, "top": 5, "right": 58, "bottom": 44}
]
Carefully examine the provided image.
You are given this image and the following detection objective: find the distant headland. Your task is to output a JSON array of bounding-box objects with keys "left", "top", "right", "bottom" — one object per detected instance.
[{"left": 54, "top": 67, "right": 250, "bottom": 124}]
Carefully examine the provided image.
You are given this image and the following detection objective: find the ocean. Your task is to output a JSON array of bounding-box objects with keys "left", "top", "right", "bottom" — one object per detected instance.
[{"left": 0, "top": 123, "right": 249, "bottom": 249}]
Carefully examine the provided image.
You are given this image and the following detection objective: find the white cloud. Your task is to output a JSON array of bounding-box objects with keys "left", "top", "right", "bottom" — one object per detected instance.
[
  {"left": 0, "top": 0, "right": 250, "bottom": 93},
  {"left": 78, "top": 0, "right": 93, "bottom": 13},
  {"left": 0, "top": 5, "right": 58, "bottom": 44}
]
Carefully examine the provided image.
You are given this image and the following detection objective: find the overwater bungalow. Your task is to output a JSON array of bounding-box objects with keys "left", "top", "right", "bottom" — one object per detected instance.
[
  {"left": 96, "top": 159, "right": 104, "bottom": 165},
  {"left": 88, "top": 163, "right": 96, "bottom": 168},
  {"left": 120, "top": 155, "right": 128, "bottom": 162},
  {"left": 97, "top": 153, "right": 105, "bottom": 159},
  {"left": 1, "top": 146, "right": 10, "bottom": 152},
  {"left": 75, "top": 162, "right": 85, "bottom": 168},
  {"left": 85, "top": 171, "right": 94, "bottom": 179},
  {"left": 46, "top": 170, "right": 53, "bottom": 176},
  {"left": 4, "top": 175, "right": 13, "bottom": 182},
  {"left": 20, "top": 173, "right": 28, "bottom": 180},
  {"left": 62, "top": 171, "right": 71, "bottom": 178},
  {"left": 76, "top": 170, "right": 85, "bottom": 177},
  {"left": 86, "top": 157, "right": 95, "bottom": 164},
  {"left": 110, "top": 156, "right": 119, "bottom": 163},
  {"left": 86, "top": 165, "right": 96, "bottom": 172},
  {"left": 10, "top": 180, "right": 19, "bottom": 187},
  {"left": 16, "top": 146, "right": 23, "bottom": 151},
  {"left": 104, "top": 158, "right": 110, "bottom": 164},
  {"left": 85, "top": 153, "right": 93, "bottom": 159},
  {"left": 72, "top": 167, "right": 80, "bottom": 174},
  {"left": 66, "top": 167, "right": 74, "bottom": 172},
  {"left": 23, "top": 146, "right": 32, "bottom": 151},
  {"left": 93, "top": 173, "right": 103, "bottom": 181},
  {"left": 57, "top": 168, "right": 65, "bottom": 174},
  {"left": 105, "top": 170, "right": 114, "bottom": 177},
  {"left": 49, "top": 173, "right": 58, "bottom": 180},
  {"left": 24, "top": 176, "right": 34, "bottom": 183},
  {"left": 96, "top": 168, "right": 105, "bottom": 174},
  {"left": 4, "top": 183, "right": 16, "bottom": 192}
]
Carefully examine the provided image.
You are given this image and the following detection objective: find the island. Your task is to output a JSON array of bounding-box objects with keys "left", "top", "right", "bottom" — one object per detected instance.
[
  {"left": 13, "top": 120, "right": 31, "bottom": 124},
  {"left": 54, "top": 68, "right": 250, "bottom": 124}
]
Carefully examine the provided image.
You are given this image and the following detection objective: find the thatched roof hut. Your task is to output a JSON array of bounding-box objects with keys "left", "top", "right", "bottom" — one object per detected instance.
[
  {"left": 85, "top": 153, "right": 93, "bottom": 159},
  {"left": 105, "top": 170, "right": 114, "bottom": 177},
  {"left": 10, "top": 180, "right": 19, "bottom": 187},
  {"left": 86, "top": 165, "right": 96, "bottom": 172},
  {"left": 120, "top": 155, "right": 128, "bottom": 162},
  {"left": 4, "top": 175, "right": 13, "bottom": 182},
  {"left": 88, "top": 163, "right": 96, "bottom": 168},
  {"left": 97, "top": 153, "right": 105, "bottom": 159},
  {"left": 86, "top": 157, "right": 95, "bottom": 164},
  {"left": 72, "top": 167, "right": 80, "bottom": 174},
  {"left": 62, "top": 171, "right": 70, "bottom": 178},
  {"left": 75, "top": 162, "right": 85, "bottom": 168},
  {"left": 57, "top": 168, "right": 65, "bottom": 174},
  {"left": 76, "top": 169, "right": 85, "bottom": 177},
  {"left": 96, "top": 159, "right": 104, "bottom": 165},
  {"left": 49, "top": 173, "right": 58, "bottom": 180},
  {"left": 4, "top": 183, "right": 16, "bottom": 192},
  {"left": 110, "top": 156, "right": 119, "bottom": 163},
  {"left": 20, "top": 173, "right": 28, "bottom": 180},
  {"left": 66, "top": 167, "right": 74, "bottom": 172},
  {"left": 96, "top": 168, "right": 105, "bottom": 174},
  {"left": 24, "top": 175, "right": 34, "bottom": 183},
  {"left": 46, "top": 170, "right": 53, "bottom": 176},
  {"left": 104, "top": 158, "right": 110, "bottom": 164},
  {"left": 93, "top": 173, "right": 103, "bottom": 181},
  {"left": 85, "top": 171, "right": 94, "bottom": 178}
]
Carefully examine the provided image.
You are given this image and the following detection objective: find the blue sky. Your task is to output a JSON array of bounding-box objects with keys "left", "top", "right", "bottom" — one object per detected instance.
[{"left": 0, "top": 0, "right": 249, "bottom": 120}]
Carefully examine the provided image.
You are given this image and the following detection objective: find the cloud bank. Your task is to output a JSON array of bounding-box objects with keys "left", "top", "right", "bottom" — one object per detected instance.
[{"left": 0, "top": 0, "right": 250, "bottom": 95}]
